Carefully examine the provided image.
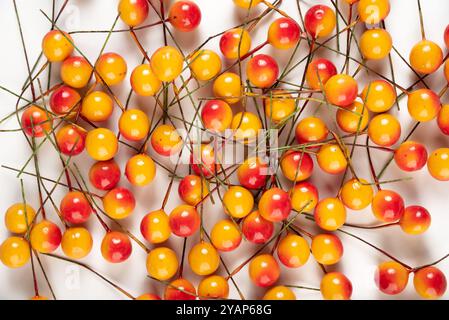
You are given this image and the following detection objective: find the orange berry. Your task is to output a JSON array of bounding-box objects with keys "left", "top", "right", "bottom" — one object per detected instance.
[
  {"left": 375, "top": 261, "right": 409, "bottom": 295},
  {"left": 21, "top": 106, "right": 52, "bottom": 138},
  {"left": 231, "top": 111, "right": 262, "bottom": 141},
  {"left": 242, "top": 210, "right": 274, "bottom": 244},
  {"left": 188, "top": 242, "right": 220, "bottom": 276},
  {"left": 60, "top": 56, "right": 93, "bottom": 88},
  {"left": 151, "top": 124, "right": 182, "bottom": 157},
  {"left": 146, "top": 247, "right": 178, "bottom": 280},
  {"left": 42, "top": 30, "right": 74, "bottom": 62},
  {"left": 219, "top": 28, "right": 251, "bottom": 59},
  {"left": 119, "top": 109, "right": 150, "bottom": 141},
  {"left": 140, "top": 210, "right": 171, "bottom": 244},
  {"left": 233, "top": 0, "right": 262, "bottom": 9},
  {"left": 427, "top": 148, "right": 449, "bottom": 181},
  {"left": 399, "top": 205, "right": 431, "bottom": 235},
  {"left": 311, "top": 233, "right": 343, "bottom": 265},
  {"left": 336, "top": 101, "right": 369, "bottom": 133},
  {"left": 102, "top": 187, "right": 136, "bottom": 219},
  {"left": 277, "top": 234, "right": 310, "bottom": 268},
  {"left": 95, "top": 53, "right": 127, "bottom": 86},
  {"left": 89, "top": 160, "right": 121, "bottom": 190},
  {"left": 407, "top": 89, "right": 441, "bottom": 122},
  {"left": 85, "top": 128, "right": 118, "bottom": 161},
  {"left": 295, "top": 116, "right": 328, "bottom": 144},
  {"left": 50, "top": 85, "right": 81, "bottom": 116},
  {"left": 249, "top": 254, "right": 280, "bottom": 287},
  {"left": 267, "top": 17, "right": 301, "bottom": 50},
  {"left": 169, "top": 205, "right": 200, "bottom": 237},
  {"left": 360, "top": 29, "right": 392, "bottom": 60},
  {"left": 259, "top": 187, "right": 292, "bottom": 222},
  {"left": 0, "top": 237, "right": 30, "bottom": 268},
  {"left": 125, "top": 154, "right": 156, "bottom": 186},
  {"left": 178, "top": 174, "right": 209, "bottom": 206},
  {"left": 339, "top": 178, "right": 373, "bottom": 210},
  {"left": 165, "top": 278, "right": 196, "bottom": 300},
  {"left": 213, "top": 72, "right": 242, "bottom": 105},
  {"left": 210, "top": 219, "right": 242, "bottom": 252},
  {"left": 371, "top": 190, "right": 405, "bottom": 222},
  {"left": 320, "top": 272, "right": 353, "bottom": 300},
  {"left": 314, "top": 198, "right": 346, "bottom": 231},
  {"left": 198, "top": 275, "right": 229, "bottom": 300},
  {"left": 136, "top": 293, "right": 161, "bottom": 300},
  {"left": 246, "top": 54, "right": 279, "bottom": 88},
  {"left": 394, "top": 141, "right": 428, "bottom": 172},
  {"left": 56, "top": 124, "right": 87, "bottom": 156},
  {"left": 61, "top": 227, "right": 93, "bottom": 260},
  {"left": 438, "top": 105, "right": 449, "bottom": 135},
  {"left": 413, "top": 267, "right": 447, "bottom": 299},
  {"left": 263, "top": 286, "right": 296, "bottom": 300},
  {"left": 190, "top": 143, "right": 217, "bottom": 178},
  {"left": 189, "top": 49, "right": 222, "bottom": 81},
  {"left": 5, "top": 203, "right": 36, "bottom": 234},
  {"left": 168, "top": 0, "right": 202, "bottom": 32},
  {"left": 201, "top": 100, "right": 233, "bottom": 132},
  {"left": 361, "top": 80, "right": 396, "bottom": 113},
  {"left": 280, "top": 150, "right": 314, "bottom": 182},
  {"left": 30, "top": 220, "right": 62, "bottom": 253},
  {"left": 289, "top": 181, "right": 319, "bottom": 212},
  {"left": 264, "top": 90, "right": 296, "bottom": 123},
  {"left": 358, "top": 0, "right": 390, "bottom": 24},
  {"left": 130, "top": 64, "right": 162, "bottom": 96},
  {"left": 223, "top": 186, "right": 254, "bottom": 218},
  {"left": 368, "top": 113, "right": 401, "bottom": 147},
  {"left": 305, "top": 58, "right": 337, "bottom": 90},
  {"left": 101, "top": 231, "right": 132, "bottom": 263},
  {"left": 324, "top": 74, "right": 358, "bottom": 107},
  {"left": 81, "top": 91, "right": 114, "bottom": 122},
  {"left": 304, "top": 5, "right": 336, "bottom": 38},
  {"left": 409, "top": 40, "right": 443, "bottom": 74},
  {"left": 150, "top": 46, "right": 184, "bottom": 82},
  {"left": 237, "top": 156, "right": 269, "bottom": 190},
  {"left": 316, "top": 144, "right": 348, "bottom": 175},
  {"left": 118, "top": 0, "right": 149, "bottom": 27}
]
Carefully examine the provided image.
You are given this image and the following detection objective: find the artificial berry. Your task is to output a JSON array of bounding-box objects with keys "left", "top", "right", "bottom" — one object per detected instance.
[
  {"left": 85, "top": 128, "right": 118, "bottom": 161},
  {"left": 311, "top": 233, "right": 344, "bottom": 265},
  {"left": 146, "top": 247, "right": 178, "bottom": 280},
  {"left": 136, "top": 294, "right": 161, "bottom": 300},
  {"left": 190, "top": 143, "right": 217, "bottom": 178},
  {"left": 249, "top": 254, "right": 280, "bottom": 287},
  {"left": 324, "top": 74, "right": 358, "bottom": 107},
  {"left": 368, "top": 113, "right": 401, "bottom": 147},
  {"left": 118, "top": 0, "right": 149, "bottom": 27},
  {"left": 89, "top": 159, "right": 121, "bottom": 190},
  {"left": 246, "top": 54, "right": 279, "bottom": 88},
  {"left": 371, "top": 189, "right": 405, "bottom": 222},
  {"left": 198, "top": 275, "right": 229, "bottom": 300},
  {"left": 438, "top": 105, "right": 449, "bottom": 135},
  {"left": 375, "top": 261, "right": 409, "bottom": 295},
  {"left": 61, "top": 227, "right": 93, "bottom": 259},
  {"left": 151, "top": 124, "right": 182, "bottom": 156},
  {"left": 339, "top": 178, "right": 373, "bottom": 210},
  {"left": 360, "top": 29, "right": 392, "bottom": 60},
  {"left": 210, "top": 219, "right": 242, "bottom": 252},
  {"left": 320, "top": 272, "right": 353, "bottom": 300},
  {"left": 336, "top": 101, "right": 370, "bottom": 133},
  {"left": 125, "top": 154, "right": 156, "bottom": 186},
  {"left": 263, "top": 286, "right": 296, "bottom": 300},
  {"left": 314, "top": 197, "right": 346, "bottom": 231},
  {"left": 140, "top": 210, "right": 171, "bottom": 244},
  {"left": 50, "top": 85, "right": 80, "bottom": 115},
  {"left": 295, "top": 116, "right": 328, "bottom": 145},
  {"left": 258, "top": 187, "right": 292, "bottom": 222},
  {"left": 95, "top": 52, "right": 127, "bottom": 86},
  {"left": 0, "top": 237, "right": 30, "bottom": 268},
  {"left": 219, "top": 28, "right": 251, "bottom": 59},
  {"left": 101, "top": 231, "right": 132, "bottom": 263},
  {"left": 399, "top": 205, "right": 431, "bottom": 235},
  {"left": 242, "top": 210, "right": 274, "bottom": 244},
  {"left": 150, "top": 46, "right": 184, "bottom": 82},
  {"left": 223, "top": 186, "right": 254, "bottom": 219},
  {"left": 361, "top": 80, "right": 396, "bottom": 113},
  {"left": 102, "top": 187, "right": 136, "bottom": 219},
  {"left": 231, "top": 111, "right": 262, "bottom": 140},
  {"left": 289, "top": 181, "right": 319, "bottom": 212},
  {"left": 267, "top": 17, "right": 301, "bottom": 50},
  {"left": 233, "top": 0, "right": 262, "bottom": 9},
  {"left": 188, "top": 242, "right": 220, "bottom": 276},
  {"left": 413, "top": 266, "right": 447, "bottom": 299},
  {"left": 21, "top": 106, "right": 52, "bottom": 138},
  {"left": 280, "top": 150, "right": 313, "bottom": 182},
  {"left": 178, "top": 174, "right": 209, "bottom": 206},
  {"left": 428, "top": 148, "right": 449, "bottom": 181},
  {"left": 60, "top": 56, "right": 93, "bottom": 89},
  {"left": 277, "top": 234, "right": 310, "bottom": 268},
  {"left": 358, "top": 0, "right": 390, "bottom": 25},
  {"left": 213, "top": 72, "right": 242, "bottom": 105},
  {"left": 131, "top": 64, "right": 162, "bottom": 96},
  {"left": 169, "top": 205, "right": 200, "bottom": 237},
  {"left": 165, "top": 278, "right": 196, "bottom": 300},
  {"left": 56, "top": 124, "right": 87, "bottom": 156},
  {"left": 30, "top": 220, "right": 62, "bottom": 253},
  {"left": 42, "top": 30, "right": 74, "bottom": 62},
  {"left": 304, "top": 5, "right": 336, "bottom": 39},
  {"left": 168, "top": 1, "right": 202, "bottom": 32},
  {"left": 316, "top": 144, "right": 348, "bottom": 175},
  {"left": 81, "top": 91, "right": 114, "bottom": 122},
  {"left": 394, "top": 141, "right": 427, "bottom": 172},
  {"left": 201, "top": 100, "right": 233, "bottom": 132},
  {"left": 409, "top": 40, "right": 443, "bottom": 74},
  {"left": 4, "top": 203, "right": 36, "bottom": 234},
  {"left": 407, "top": 89, "right": 441, "bottom": 122},
  {"left": 188, "top": 49, "right": 222, "bottom": 82},
  {"left": 237, "top": 156, "right": 269, "bottom": 190},
  {"left": 60, "top": 191, "right": 92, "bottom": 224},
  {"left": 305, "top": 58, "right": 337, "bottom": 90}
]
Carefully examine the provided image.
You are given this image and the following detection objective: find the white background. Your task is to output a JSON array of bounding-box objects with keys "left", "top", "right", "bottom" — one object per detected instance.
[{"left": 0, "top": 0, "right": 449, "bottom": 300}]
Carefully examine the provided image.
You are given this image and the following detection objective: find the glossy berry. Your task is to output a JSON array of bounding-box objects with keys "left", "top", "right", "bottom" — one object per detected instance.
[
  {"left": 399, "top": 205, "right": 431, "bottom": 235},
  {"left": 438, "top": 105, "right": 449, "bottom": 135},
  {"left": 56, "top": 125, "right": 87, "bottom": 156},
  {"left": 85, "top": 128, "right": 118, "bottom": 161},
  {"left": 189, "top": 49, "right": 222, "bottom": 82},
  {"left": 42, "top": 30, "right": 74, "bottom": 62},
  {"left": 413, "top": 267, "right": 447, "bottom": 299},
  {"left": 242, "top": 211, "right": 274, "bottom": 244},
  {"left": 358, "top": 0, "right": 390, "bottom": 24},
  {"left": 50, "top": 85, "right": 80, "bottom": 115},
  {"left": 324, "top": 74, "right": 358, "bottom": 107},
  {"left": 210, "top": 219, "right": 242, "bottom": 252},
  {"left": 118, "top": 0, "right": 149, "bottom": 27},
  {"left": 277, "top": 234, "right": 310, "bottom": 268},
  {"left": 188, "top": 242, "right": 220, "bottom": 276},
  {"left": 219, "top": 28, "right": 251, "bottom": 59},
  {"left": 223, "top": 186, "right": 254, "bottom": 219},
  {"left": 60, "top": 56, "right": 93, "bottom": 89},
  {"left": 428, "top": 148, "right": 449, "bottom": 181},
  {"left": 136, "top": 293, "right": 161, "bottom": 300},
  {"left": 146, "top": 247, "right": 178, "bottom": 280},
  {"left": 267, "top": 17, "right": 301, "bottom": 50},
  {"left": 295, "top": 116, "right": 328, "bottom": 145},
  {"left": 169, "top": 205, "right": 200, "bottom": 237},
  {"left": 101, "top": 231, "right": 132, "bottom": 263},
  {"left": 231, "top": 111, "right": 262, "bottom": 141},
  {"left": 198, "top": 275, "right": 229, "bottom": 300},
  {"left": 102, "top": 187, "right": 136, "bottom": 220},
  {"left": 95, "top": 53, "right": 127, "bottom": 86},
  {"left": 394, "top": 141, "right": 427, "bottom": 172},
  {"left": 246, "top": 54, "right": 279, "bottom": 88},
  {"left": 125, "top": 154, "right": 156, "bottom": 186},
  {"left": 165, "top": 278, "right": 196, "bottom": 300},
  {"left": 30, "top": 220, "right": 62, "bottom": 253},
  {"left": 259, "top": 187, "right": 292, "bottom": 222},
  {"left": 263, "top": 90, "right": 296, "bottom": 123},
  {"left": 178, "top": 175, "right": 209, "bottom": 206},
  {"left": 368, "top": 113, "right": 401, "bottom": 147},
  {"left": 168, "top": 1, "right": 202, "bottom": 32},
  {"left": 213, "top": 72, "right": 242, "bottom": 105},
  {"left": 150, "top": 46, "right": 184, "bottom": 82},
  {"left": 375, "top": 261, "right": 409, "bottom": 295},
  {"left": 233, "top": 0, "right": 262, "bottom": 9},
  {"left": 151, "top": 124, "right": 182, "bottom": 156},
  {"left": 0, "top": 237, "right": 30, "bottom": 268},
  {"left": 249, "top": 254, "right": 280, "bottom": 287},
  {"left": 119, "top": 109, "right": 150, "bottom": 141},
  {"left": 21, "top": 106, "right": 52, "bottom": 138},
  {"left": 304, "top": 5, "right": 336, "bottom": 39},
  {"left": 190, "top": 143, "right": 217, "bottom": 178},
  {"left": 4, "top": 203, "right": 36, "bottom": 234},
  {"left": 81, "top": 91, "right": 114, "bottom": 122},
  {"left": 289, "top": 181, "right": 319, "bottom": 213},
  {"left": 311, "top": 233, "right": 344, "bottom": 265},
  {"left": 317, "top": 144, "right": 348, "bottom": 175},
  {"left": 131, "top": 64, "right": 162, "bottom": 96},
  {"left": 140, "top": 210, "right": 171, "bottom": 244},
  {"left": 305, "top": 58, "right": 337, "bottom": 90},
  {"left": 360, "top": 29, "right": 392, "bottom": 60},
  {"left": 409, "top": 40, "right": 443, "bottom": 74},
  {"left": 314, "top": 198, "right": 346, "bottom": 231},
  {"left": 237, "top": 156, "right": 269, "bottom": 190},
  {"left": 361, "top": 80, "right": 396, "bottom": 113},
  {"left": 201, "top": 100, "right": 233, "bottom": 132},
  {"left": 320, "top": 272, "right": 353, "bottom": 300},
  {"left": 371, "top": 190, "right": 405, "bottom": 222},
  {"left": 263, "top": 286, "right": 296, "bottom": 300},
  {"left": 280, "top": 150, "right": 313, "bottom": 182},
  {"left": 61, "top": 227, "right": 93, "bottom": 260},
  {"left": 60, "top": 191, "right": 92, "bottom": 224},
  {"left": 89, "top": 160, "right": 121, "bottom": 190},
  {"left": 340, "top": 178, "right": 373, "bottom": 210},
  {"left": 336, "top": 101, "right": 369, "bottom": 133},
  {"left": 407, "top": 89, "right": 441, "bottom": 122}
]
